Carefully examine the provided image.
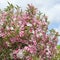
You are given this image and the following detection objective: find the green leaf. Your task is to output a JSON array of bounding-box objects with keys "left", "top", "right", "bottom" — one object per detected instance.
[{"left": 32, "top": 55, "right": 39, "bottom": 60}]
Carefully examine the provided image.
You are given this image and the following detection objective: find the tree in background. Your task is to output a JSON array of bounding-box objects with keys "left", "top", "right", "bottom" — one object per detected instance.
[{"left": 0, "top": 2, "right": 59, "bottom": 60}]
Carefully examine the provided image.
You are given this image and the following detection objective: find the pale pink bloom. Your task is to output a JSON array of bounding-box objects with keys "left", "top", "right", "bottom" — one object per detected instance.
[
  {"left": 24, "top": 45, "right": 37, "bottom": 54},
  {"left": 12, "top": 15, "right": 16, "bottom": 21},
  {"left": 42, "top": 21, "right": 48, "bottom": 26},
  {"left": 13, "top": 49, "right": 19, "bottom": 55},
  {"left": 26, "top": 56, "right": 32, "bottom": 60},
  {"left": 22, "top": 13, "right": 30, "bottom": 20},
  {"left": 20, "top": 24, "right": 25, "bottom": 31},
  {"left": 6, "top": 26, "right": 10, "bottom": 30},
  {"left": 0, "top": 32, "right": 5, "bottom": 37},
  {"left": 0, "top": 20, "right": 4, "bottom": 26},
  {"left": 26, "top": 22, "right": 32, "bottom": 27},
  {"left": 10, "top": 37, "right": 16, "bottom": 43},
  {"left": 19, "top": 31, "right": 24, "bottom": 37},
  {"left": 29, "top": 28, "right": 34, "bottom": 34},
  {"left": 13, "top": 18, "right": 16, "bottom": 21},
  {"left": 36, "top": 33, "right": 43, "bottom": 38},
  {"left": 16, "top": 49, "right": 24, "bottom": 59},
  {"left": 18, "top": 21, "right": 22, "bottom": 25},
  {"left": 10, "top": 26, "right": 14, "bottom": 30},
  {"left": 18, "top": 39, "right": 28, "bottom": 44},
  {"left": 2, "top": 12, "right": 7, "bottom": 16},
  {"left": 5, "top": 41, "right": 10, "bottom": 47},
  {"left": 24, "top": 46, "right": 30, "bottom": 51},
  {"left": 33, "top": 40, "right": 37, "bottom": 46}
]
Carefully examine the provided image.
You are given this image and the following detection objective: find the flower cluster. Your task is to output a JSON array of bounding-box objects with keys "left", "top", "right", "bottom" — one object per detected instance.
[{"left": 0, "top": 3, "right": 59, "bottom": 60}]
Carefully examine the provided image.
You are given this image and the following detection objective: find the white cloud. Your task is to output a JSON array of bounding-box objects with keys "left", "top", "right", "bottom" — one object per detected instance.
[
  {"left": 46, "top": 4, "right": 60, "bottom": 23},
  {"left": 0, "top": 0, "right": 59, "bottom": 10}
]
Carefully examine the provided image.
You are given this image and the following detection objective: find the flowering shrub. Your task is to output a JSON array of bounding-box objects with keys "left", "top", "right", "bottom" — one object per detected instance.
[{"left": 0, "top": 2, "right": 59, "bottom": 60}]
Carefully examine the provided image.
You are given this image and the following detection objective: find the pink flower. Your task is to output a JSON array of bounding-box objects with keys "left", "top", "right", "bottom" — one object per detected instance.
[
  {"left": 2, "top": 12, "right": 7, "bottom": 16},
  {"left": 0, "top": 32, "right": 6, "bottom": 38},
  {"left": 10, "top": 37, "right": 16, "bottom": 43},
  {"left": 26, "top": 56, "right": 32, "bottom": 60},
  {"left": 16, "top": 49, "right": 24, "bottom": 59},
  {"left": 19, "top": 31, "right": 24, "bottom": 37},
  {"left": 32, "top": 40, "right": 37, "bottom": 46},
  {"left": 24, "top": 45, "right": 37, "bottom": 54},
  {"left": 0, "top": 4, "right": 58, "bottom": 60},
  {"left": 42, "top": 21, "right": 48, "bottom": 26},
  {"left": 22, "top": 13, "right": 31, "bottom": 20}
]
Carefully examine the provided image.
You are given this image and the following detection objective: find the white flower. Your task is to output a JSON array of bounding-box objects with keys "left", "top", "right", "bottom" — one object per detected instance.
[
  {"left": 46, "top": 46, "right": 51, "bottom": 55},
  {"left": 6, "top": 26, "right": 10, "bottom": 30},
  {"left": 47, "top": 46, "right": 49, "bottom": 49},
  {"left": 16, "top": 50, "right": 24, "bottom": 59},
  {"left": 0, "top": 20, "right": 3, "bottom": 26},
  {"left": 46, "top": 51, "right": 50, "bottom": 55},
  {"left": 10, "top": 27, "right": 14, "bottom": 30},
  {"left": 10, "top": 53, "right": 13, "bottom": 59},
  {"left": 32, "top": 30, "right": 34, "bottom": 34},
  {"left": 6, "top": 41, "right": 10, "bottom": 47},
  {"left": 36, "top": 33, "right": 43, "bottom": 38},
  {"left": 39, "top": 33, "right": 43, "bottom": 36},
  {"left": 13, "top": 18, "right": 16, "bottom": 21},
  {"left": 17, "top": 25, "right": 19, "bottom": 27},
  {"left": 27, "top": 22, "right": 32, "bottom": 27}
]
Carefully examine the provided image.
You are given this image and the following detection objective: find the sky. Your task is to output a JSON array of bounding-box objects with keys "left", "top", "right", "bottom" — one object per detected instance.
[{"left": 0, "top": 0, "right": 60, "bottom": 44}]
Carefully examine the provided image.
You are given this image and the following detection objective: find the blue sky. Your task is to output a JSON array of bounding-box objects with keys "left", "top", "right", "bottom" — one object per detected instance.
[{"left": 0, "top": 0, "right": 60, "bottom": 44}]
